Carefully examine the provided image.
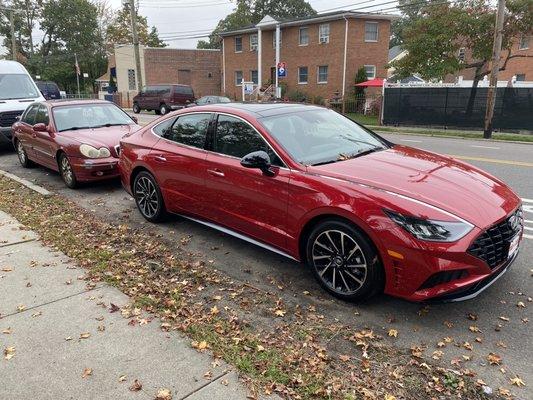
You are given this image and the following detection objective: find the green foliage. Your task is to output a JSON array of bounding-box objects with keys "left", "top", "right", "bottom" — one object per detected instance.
[
  {"left": 197, "top": 0, "right": 316, "bottom": 49},
  {"left": 106, "top": 4, "right": 166, "bottom": 52},
  {"left": 312, "top": 95, "right": 325, "bottom": 106},
  {"left": 353, "top": 67, "right": 368, "bottom": 98},
  {"left": 0, "top": 0, "right": 43, "bottom": 59},
  {"left": 286, "top": 89, "right": 308, "bottom": 102},
  {"left": 391, "top": 0, "right": 533, "bottom": 81}
]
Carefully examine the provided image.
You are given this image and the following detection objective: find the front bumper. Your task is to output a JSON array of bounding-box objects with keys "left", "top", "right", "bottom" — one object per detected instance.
[
  {"left": 0, "top": 126, "right": 12, "bottom": 145},
  {"left": 70, "top": 156, "right": 120, "bottom": 182}
]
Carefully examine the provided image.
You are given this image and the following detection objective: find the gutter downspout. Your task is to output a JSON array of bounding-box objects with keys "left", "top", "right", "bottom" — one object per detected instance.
[
  {"left": 342, "top": 15, "right": 349, "bottom": 100},
  {"left": 220, "top": 35, "right": 226, "bottom": 95},
  {"left": 258, "top": 28, "right": 262, "bottom": 91},
  {"left": 275, "top": 24, "right": 280, "bottom": 99}
]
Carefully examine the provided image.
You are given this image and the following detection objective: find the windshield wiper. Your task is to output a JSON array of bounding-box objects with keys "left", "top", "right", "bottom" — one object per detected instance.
[
  {"left": 311, "top": 159, "right": 338, "bottom": 166},
  {"left": 346, "top": 147, "right": 383, "bottom": 159}
]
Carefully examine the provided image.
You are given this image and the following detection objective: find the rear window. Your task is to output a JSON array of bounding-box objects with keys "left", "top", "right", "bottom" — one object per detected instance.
[
  {"left": 46, "top": 82, "right": 59, "bottom": 92},
  {"left": 174, "top": 86, "right": 194, "bottom": 96}
]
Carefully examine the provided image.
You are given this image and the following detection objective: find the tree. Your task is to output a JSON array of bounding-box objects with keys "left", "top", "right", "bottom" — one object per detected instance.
[
  {"left": 390, "top": 0, "right": 533, "bottom": 114},
  {"left": 197, "top": 0, "right": 316, "bottom": 49},
  {"left": 390, "top": 0, "right": 440, "bottom": 48},
  {"left": 0, "top": 0, "right": 43, "bottom": 59},
  {"left": 106, "top": 4, "right": 166, "bottom": 52}
]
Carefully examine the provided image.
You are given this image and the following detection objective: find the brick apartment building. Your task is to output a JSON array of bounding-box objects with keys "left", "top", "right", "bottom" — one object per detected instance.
[
  {"left": 448, "top": 33, "right": 532, "bottom": 83},
  {"left": 219, "top": 11, "right": 394, "bottom": 101},
  {"left": 113, "top": 45, "right": 221, "bottom": 106}
]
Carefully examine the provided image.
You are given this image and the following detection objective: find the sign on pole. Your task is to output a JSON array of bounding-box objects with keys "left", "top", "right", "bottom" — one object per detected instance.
[
  {"left": 277, "top": 62, "right": 287, "bottom": 78},
  {"left": 241, "top": 81, "right": 254, "bottom": 101}
]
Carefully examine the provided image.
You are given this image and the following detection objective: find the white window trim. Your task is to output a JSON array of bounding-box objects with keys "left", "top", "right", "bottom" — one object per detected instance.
[
  {"left": 250, "top": 34, "right": 258, "bottom": 52},
  {"left": 235, "top": 71, "right": 243, "bottom": 86},
  {"left": 364, "top": 65, "right": 376, "bottom": 79},
  {"left": 364, "top": 21, "right": 379, "bottom": 43},
  {"left": 299, "top": 27, "right": 309, "bottom": 46},
  {"left": 298, "top": 67, "right": 308, "bottom": 84},
  {"left": 319, "top": 24, "right": 330, "bottom": 44},
  {"left": 235, "top": 36, "right": 243, "bottom": 53},
  {"left": 518, "top": 35, "right": 529, "bottom": 50},
  {"left": 317, "top": 66, "right": 328, "bottom": 84}
]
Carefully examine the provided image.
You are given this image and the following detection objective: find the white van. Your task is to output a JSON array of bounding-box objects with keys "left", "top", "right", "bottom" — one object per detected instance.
[{"left": 0, "top": 60, "right": 45, "bottom": 145}]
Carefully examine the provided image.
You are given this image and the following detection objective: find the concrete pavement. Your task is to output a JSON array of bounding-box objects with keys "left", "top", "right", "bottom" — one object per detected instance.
[{"left": 0, "top": 210, "right": 275, "bottom": 400}]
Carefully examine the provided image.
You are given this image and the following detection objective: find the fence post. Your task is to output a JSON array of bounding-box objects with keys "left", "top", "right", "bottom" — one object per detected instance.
[{"left": 443, "top": 88, "right": 449, "bottom": 128}]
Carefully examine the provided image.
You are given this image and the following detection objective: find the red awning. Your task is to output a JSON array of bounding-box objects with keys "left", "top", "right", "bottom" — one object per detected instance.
[{"left": 355, "top": 78, "right": 384, "bottom": 87}]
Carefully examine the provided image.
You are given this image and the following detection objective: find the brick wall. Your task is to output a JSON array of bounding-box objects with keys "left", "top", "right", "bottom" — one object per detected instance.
[
  {"left": 143, "top": 48, "right": 222, "bottom": 98},
  {"left": 222, "top": 17, "right": 391, "bottom": 100}
]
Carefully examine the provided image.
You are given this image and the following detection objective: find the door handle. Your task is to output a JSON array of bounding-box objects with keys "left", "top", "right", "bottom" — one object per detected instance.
[
  {"left": 207, "top": 169, "right": 225, "bottom": 177},
  {"left": 154, "top": 155, "right": 167, "bottom": 162}
]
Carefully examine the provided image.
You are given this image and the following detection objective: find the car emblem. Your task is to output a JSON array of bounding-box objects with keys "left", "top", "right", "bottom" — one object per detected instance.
[{"left": 508, "top": 214, "right": 521, "bottom": 232}]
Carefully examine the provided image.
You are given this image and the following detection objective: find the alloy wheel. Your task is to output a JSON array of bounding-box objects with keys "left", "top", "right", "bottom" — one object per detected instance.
[
  {"left": 134, "top": 176, "right": 160, "bottom": 218},
  {"left": 60, "top": 156, "right": 74, "bottom": 186},
  {"left": 17, "top": 141, "right": 26, "bottom": 165},
  {"left": 311, "top": 229, "right": 368, "bottom": 295}
]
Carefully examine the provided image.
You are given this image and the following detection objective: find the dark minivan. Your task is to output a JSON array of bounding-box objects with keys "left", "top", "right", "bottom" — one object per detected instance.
[
  {"left": 35, "top": 81, "right": 61, "bottom": 100},
  {"left": 132, "top": 84, "right": 195, "bottom": 115}
]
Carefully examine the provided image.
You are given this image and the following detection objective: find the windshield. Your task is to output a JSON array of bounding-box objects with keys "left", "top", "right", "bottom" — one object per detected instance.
[
  {"left": 53, "top": 103, "right": 135, "bottom": 132},
  {"left": 0, "top": 74, "right": 41, "bottom": 100},
  {"left": 260, "top": 109, "right": 388, "bottom": 165}
]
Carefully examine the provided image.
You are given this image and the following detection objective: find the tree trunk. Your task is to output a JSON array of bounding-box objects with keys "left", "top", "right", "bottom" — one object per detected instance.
[{"left": 465, "top": 66, "right": 483, "bottom": 118}]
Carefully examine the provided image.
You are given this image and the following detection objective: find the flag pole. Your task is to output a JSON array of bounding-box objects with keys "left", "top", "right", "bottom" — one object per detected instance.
[{"left": 75, "top": 54, "right": 81, "bottom": 97}]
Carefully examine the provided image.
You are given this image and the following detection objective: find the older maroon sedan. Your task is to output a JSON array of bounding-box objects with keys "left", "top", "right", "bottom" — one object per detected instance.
[{"left": 12, "top": 100, "right": 139, "bottom": 188}]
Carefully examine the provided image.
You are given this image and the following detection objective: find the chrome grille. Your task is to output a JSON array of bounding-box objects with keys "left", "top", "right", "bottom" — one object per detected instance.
[
  {"left": 467, "top": 208, "right": 523, "bottom": 269},
  {"left": 0, "top": 111, "right": 22, "bottom": 127}
]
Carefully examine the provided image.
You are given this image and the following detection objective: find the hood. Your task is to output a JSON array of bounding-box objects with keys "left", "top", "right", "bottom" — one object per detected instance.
[
  {"left": 308, "top": 145, "right": 520, "bottom": 228},
  {"left": 0, "top": 98, "right": 42, "bottom": 113},
  {"left": 59, "top": 124, "right": 140, "bottom": 148}
]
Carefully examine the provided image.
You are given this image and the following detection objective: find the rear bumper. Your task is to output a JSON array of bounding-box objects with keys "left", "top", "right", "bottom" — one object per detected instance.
[{"left": 70, "top": 157, "right": 120, "bottom": 182}]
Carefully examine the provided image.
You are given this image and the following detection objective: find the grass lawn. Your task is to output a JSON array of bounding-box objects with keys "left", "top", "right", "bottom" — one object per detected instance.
[{"left": 345, "top": 113, "right": 533, "bottom": 143}]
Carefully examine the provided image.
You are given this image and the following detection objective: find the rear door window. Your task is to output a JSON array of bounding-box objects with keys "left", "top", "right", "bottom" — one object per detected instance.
[
  {"left": 153, "top": 117, "right": 175, "bottom": 137},
  {"left": 165, "top": 113, "right": 211, "bottom": 149}
]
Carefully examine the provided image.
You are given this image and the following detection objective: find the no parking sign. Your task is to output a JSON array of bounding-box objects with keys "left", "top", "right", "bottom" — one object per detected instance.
[{"left": 277, "top": 62, "right": 287, "bottom": 78}]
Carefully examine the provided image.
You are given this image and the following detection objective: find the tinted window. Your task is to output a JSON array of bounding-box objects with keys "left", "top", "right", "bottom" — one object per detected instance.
[
  {"left": 22, "top": 104, "right": 39, "bottom": 124},
  {"left": 165, "top": 113, "right": 210, "bottom": 149},
  {"left": 214, "top": 115, "right": 282, "bottom": 166},
  {"left": 153, "top": 117, "right": 175, "bottom": 137},
  {"left": 34, "top": 105, "right": 49, "bottom": 125},
  {"left": 175, "top": 86, "right": 193, "bottom": 96}
]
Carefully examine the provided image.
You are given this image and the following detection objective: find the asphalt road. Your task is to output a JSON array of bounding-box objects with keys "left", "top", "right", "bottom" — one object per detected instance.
[{"left": 0, "top": 117, "right": 531, "bottom": 399}]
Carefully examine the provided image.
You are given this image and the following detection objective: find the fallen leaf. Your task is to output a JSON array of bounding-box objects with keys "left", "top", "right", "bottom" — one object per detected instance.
[
  {"left": 517, "top": 301, "right": 525, "bottom": 308},
  {"left": 1, "top": 267, "right": 12, "bottom": 272},
  {"left": 31, "top": 311, "right": 42, "bottom": 317},
  {"left": 2, "top": 327, "right": 12, "bottom": 334},
  {"left": 274, "top": 309, "right": 286, "bottom": 317},
  {"left": 510, "top": 376, "right": 525, "bottom": 387},
  {"left": 80, "top": 332, "right": 91, "bottom": 339},
  {"left": 256, "top": 345, "right": 265, "bottom": 352},
  {"left": 384, "top": 395, "right": 396, "bottom": 400},
  {"left": 3, "top": 346, "right": 15, "bottom": 360},
  {"left": 463, "top": 342, "right": 473, "bottom": 351},
  {"left": 155, "top": 388, "right": 172, "bottom": 400},
  {"left": 487, "top": 353, "right": 502, "bottom": 365},
  {"left": 109, "top": 303, "right": 120, "bottom": 313},
  {"left": 432, "top": 350, "right": 443, "bottom": 360},
  {"left": 119, "top": 375, "right": 127, "bottom": 382},
  {"left": 210, "top": 306, "right": 219, "bottom": 315},
  {"left": 129, "top": 379, "right": 142, "bottom": 392},
  {"left": 16, "top": 305, "right": 25, "bottom": 312},
  {"left": 97, "top": 325, "right": 105, "bottom": 332},
  {"left": 388, "top": 329, "right": 398, "bottom": 337},
  {"left": 499, "top": 316, "right": 510, "bottom": 322},
  {"left": 221, "top": 379, "right": 229, "bottom": 386},
  {"left": 339, "top": 354, "right": 351, "bottom": 362},
  {"left": 82, "top": 368, "right": 92, "bottom": 378}
]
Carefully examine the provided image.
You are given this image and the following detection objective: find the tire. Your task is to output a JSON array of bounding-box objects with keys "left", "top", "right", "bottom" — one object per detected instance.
[
  {"left": 15, "top": 139, "right": 34, "bottom": 168},
  {"left": 306, "top": 219, "right": 383, "bottom": 302},
  {"left": 58, "top": 153, "right": 78, "bottom": 189},
  {"left": 132, "top": 171, "right": 166, "bottom": 222},
  {"left": 154, "top": 109, "right": 161, "bottom": 115},
  {"left": 132, "top": 103, "right": 141, "bottom": 114},
  {"left": 159, "top": 104, "right": 170, "bottom": 115}
]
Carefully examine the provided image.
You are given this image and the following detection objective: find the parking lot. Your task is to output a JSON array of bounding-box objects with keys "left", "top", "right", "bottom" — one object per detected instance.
[{"left": 0, "top": 114, "right": 531, "bottom": 399}]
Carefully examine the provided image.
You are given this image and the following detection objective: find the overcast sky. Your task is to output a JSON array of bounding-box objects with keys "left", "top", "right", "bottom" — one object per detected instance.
[{"left": 0, "top": 0, "right": 398, "bottom": 55}]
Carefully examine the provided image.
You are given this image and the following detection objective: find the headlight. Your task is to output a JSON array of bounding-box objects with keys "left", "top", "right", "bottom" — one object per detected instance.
[
  {"left": 384, "top": 209, "right": 473, "bottom": 242},
  {"left": 79, "top": 144, "right": 111, "bottom": 159}
]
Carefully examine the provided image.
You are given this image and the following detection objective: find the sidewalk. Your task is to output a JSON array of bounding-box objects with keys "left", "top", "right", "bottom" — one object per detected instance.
[{"left": 0, "top": 210, "right": 274, "bottom": 400}]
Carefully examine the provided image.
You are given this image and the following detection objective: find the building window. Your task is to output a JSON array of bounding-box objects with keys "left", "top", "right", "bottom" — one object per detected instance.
[
  {"left": 458, "top": 47, "right": 466, "bottom": 63},
  {"left": 519, "top": 35, "right": 530, "bottom": 50},
  {"left": 127, "top": 69, "right": 136, "bottom": 90},
  {"left": 235, "top": 37, "right": 242, "bottom": 52},
  {"left": 299, "top": 27, "right": 309, "bottom": 46},
  {"left": 298, "top": 67, "right": 308, "bottom": 84},
  {"left": 365, "top": 22, "right": 379, "bottom": 42},
  {"left": 235, "top": 70, "right": 243, "bottom": 86},
  {"left": 319, "top": 24, "right": 330, "bottom": 44},
  {"left": 272, "top": 30, "right": 282, "bottom": 48},
  {"left": 364, "top": 65, "right": 376, "bottom": 79},
  {"left": 250, "top": 34, "right": 258, "bottom": 51},
  {"left": 251, "top": 70, "right": 258, "bottom": 84},
  {"left": 317, "top": 65, "right": 328, "bottom": 83},
  {"left": 516, "top": 74, "right": 526, "bottom": 81}
]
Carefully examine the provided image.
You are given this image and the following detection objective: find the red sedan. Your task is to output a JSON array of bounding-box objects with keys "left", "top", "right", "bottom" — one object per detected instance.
[
  {"left": 12, "top": 100, "right": 139, "bottom": 188},
  {"left": 119, "top": 104, "right": 524, "bottom": 302}
]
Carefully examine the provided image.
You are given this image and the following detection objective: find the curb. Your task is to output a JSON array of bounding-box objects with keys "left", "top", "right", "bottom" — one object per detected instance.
[{"left": 0, "top": 169, "right": 52, "bottom": 196}]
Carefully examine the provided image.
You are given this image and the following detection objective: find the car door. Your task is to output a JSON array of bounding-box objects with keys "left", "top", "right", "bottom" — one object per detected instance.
[
  {"left": 138, "top": 86, "right": 150, "bottom": 109},
  {"left": 203, "top": 114, "right": 291, "bottom": 251},
  {"left": 148, "top": 112, "right": 212, "bottom": 216},
  {"left": 16, "top": 104, "right": 39, "bottom": 158},
  {"left": 31, "top": 104, "right": 56, "bottom": 168}
]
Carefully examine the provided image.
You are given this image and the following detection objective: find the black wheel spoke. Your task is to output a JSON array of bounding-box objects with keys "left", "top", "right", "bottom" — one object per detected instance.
[{"left": 135, "top": 176, "right": 159, "bottom": 218}]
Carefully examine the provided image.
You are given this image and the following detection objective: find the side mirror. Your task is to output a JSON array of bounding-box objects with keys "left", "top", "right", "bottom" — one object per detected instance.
[
  {"left": 240, "top": 150, "right": 274, "bottom": 176},
  {"left": 131, "top": 116, "right": 138, "bottom": 124},
  {"left": 33, "top": 123, "right": 48, "bottom": 132}
]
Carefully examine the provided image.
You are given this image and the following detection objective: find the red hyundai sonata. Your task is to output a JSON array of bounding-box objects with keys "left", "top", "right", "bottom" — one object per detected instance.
[
  {"left": 12, "top": 100, "right": 139, "bottom": 188},
  {"left": 119, "top": 104, "right": 524, "bottom": 302}
]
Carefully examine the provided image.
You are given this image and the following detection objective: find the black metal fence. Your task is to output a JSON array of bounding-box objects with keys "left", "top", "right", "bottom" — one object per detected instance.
[{"left": 382, "top": 87, "right": 533, "bottom": 131}]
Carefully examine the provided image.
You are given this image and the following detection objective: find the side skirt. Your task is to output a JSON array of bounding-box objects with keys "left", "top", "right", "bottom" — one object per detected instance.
[{"left": 179, "top": 214, "right": 299, "bottom": 262}]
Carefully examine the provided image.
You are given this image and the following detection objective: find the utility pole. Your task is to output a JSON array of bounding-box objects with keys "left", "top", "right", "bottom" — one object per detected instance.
[
  {"left": 128, "top": 0, "right": 143, "bottom": 92},
  {"left": 9, "top": 10, "right": 16, "bottom": 61},
  {"left": 483, "top": 0, "right": 506, "bottom": 139}
]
